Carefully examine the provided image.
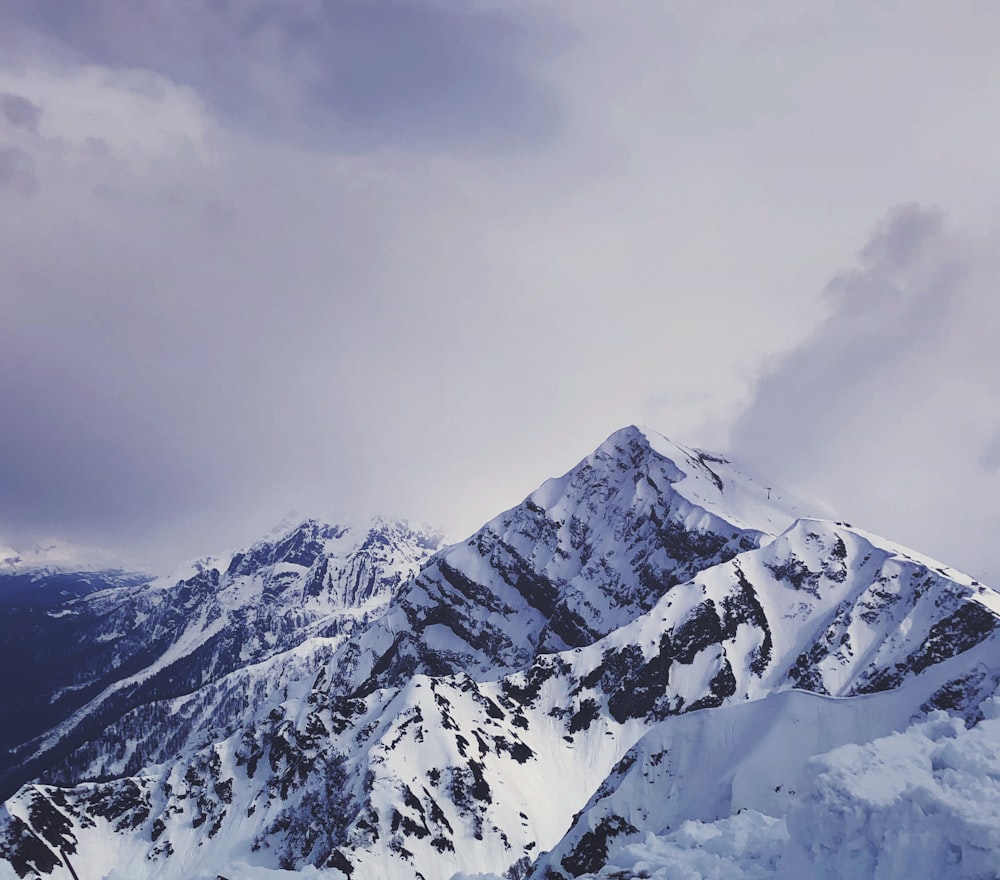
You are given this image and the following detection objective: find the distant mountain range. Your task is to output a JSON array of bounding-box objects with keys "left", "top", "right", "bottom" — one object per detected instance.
[{"left": 2, "top": 426, "right": 998, "bottom": 880}]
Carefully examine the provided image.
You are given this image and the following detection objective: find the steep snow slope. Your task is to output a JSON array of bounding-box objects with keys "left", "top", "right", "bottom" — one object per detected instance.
[
  {"left": 4, "top": 524, "right": 997, "bottom": 880},
  {"left": 0, "top": 519, "right": 441, "bottom": 801},
  {"left": 531, "top": 630, "right": 1000, "bottom": 878},
  {"left": 331, "top": 426, "right": 807, "bottom": 694},
  {"left": 539, "top": 694, "right": 1000, "bottom": 880},
  {"left": 1, "top": 427, "right": 999, "bottom": 880}
]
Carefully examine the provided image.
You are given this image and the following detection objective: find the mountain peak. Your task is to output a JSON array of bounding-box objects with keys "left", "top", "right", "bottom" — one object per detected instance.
[
  {"left": 223, "top": 516, "right": 442, "bottom": 580},
  {"left": 0, "top": 537, "right": 134, "bottom": 578},
  {"left": 532, "top": 425, "right": 810, "bottom": 544},
  {"left": 3, "top": 427, "right": 999, "bottom": 880}
]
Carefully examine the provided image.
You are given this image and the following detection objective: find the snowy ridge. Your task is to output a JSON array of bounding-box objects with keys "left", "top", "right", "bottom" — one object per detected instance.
[
  {"left": 634, "top": 427, "right": 812, "bottom": 537},
  {"left": 1, "top": 427, "right": 1000, "bottom": 880},
  {"left": 533, "top": 687, "right": 1000, "bottom": 880},
  {"left": 531, "top": 628, "right": 1000, "bottom": 879},
  {"left": 349, "top": 426, "right": 799, "bottom": 690},
  {"left": 0, "top": 518, "right": 442, "bottom": 802}
]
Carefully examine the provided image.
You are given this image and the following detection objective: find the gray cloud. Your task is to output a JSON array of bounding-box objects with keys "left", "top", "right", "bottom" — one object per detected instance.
[
  {"left": 2, "top": 3, "right": 1000, "bottom": 582},
  {"left": 0, "top": 92, "right": 41, "bottom": 129},
  {"left": 731, "top": 205, "right": 1000, "bottom": 583},
  {"left": 0, "top": 146, "right": 38, "bottom": 196},
  {"left": 731, "top": 205, "right": 958, "bottom": 467},
  {"left": 0, "top": 0, "right": 562, "bottom": 153},
  {"left": 980, "top": 433, "right": 1000, "bottom": 473}
]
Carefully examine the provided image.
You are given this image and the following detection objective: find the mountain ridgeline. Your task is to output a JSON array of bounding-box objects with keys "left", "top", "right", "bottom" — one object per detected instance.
[{"left": 1, "top": 427, "right": 998, "bottom": 880}]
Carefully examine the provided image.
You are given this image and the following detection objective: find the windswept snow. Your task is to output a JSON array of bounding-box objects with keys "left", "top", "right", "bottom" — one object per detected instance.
[{"left": 581, "top": 700, "right": 1000, "bottom": 880}]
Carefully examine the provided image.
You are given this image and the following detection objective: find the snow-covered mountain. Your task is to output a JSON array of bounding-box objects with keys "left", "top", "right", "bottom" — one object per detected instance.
[
  {"left": 0, "top": 519, "right": 441, "bottom": 801},
  {"left": 0, "top": 539, "right": 148, "bottom": 607},
  {"left": 0, "top": 539, "right": 124, "bottom": 578},
  {"left": 1, "top": 426, "right": 999, "bottom": 880}
]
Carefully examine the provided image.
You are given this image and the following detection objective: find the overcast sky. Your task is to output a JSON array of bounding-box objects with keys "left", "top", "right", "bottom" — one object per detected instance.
[{"left": 1, "top": 1, "right": 999, "bottom": 582}]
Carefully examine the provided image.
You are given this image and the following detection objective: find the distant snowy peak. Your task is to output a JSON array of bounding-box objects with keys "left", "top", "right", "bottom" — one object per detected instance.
[
  {"left": 0, "top": 538, "right": 131, "bottom": 578},
  {"left": 0, "top": 516, "right": 444, "bottom": 805},
  {"left": 148, "top": 516, "right": 444, "bottom": 605},
  {"left": 235, "top": 516, "right": 442, "bottom": 569},
  {"left": 227, "top": 518, "right": 353, "bottom": 576},
  {"left": 220, "top": 516, "right": 444, "bottom": 609},
  {"left": 0, "top": 539, "right": 150, "bottom": 607}
]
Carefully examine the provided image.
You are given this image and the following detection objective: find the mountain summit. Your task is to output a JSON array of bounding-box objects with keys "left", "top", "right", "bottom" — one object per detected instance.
[{"left": 1, "top": 427, "right": 998, "bottom": 880}]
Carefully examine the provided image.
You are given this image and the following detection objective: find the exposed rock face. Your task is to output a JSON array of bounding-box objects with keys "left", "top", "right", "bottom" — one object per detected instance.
[
  {"left": 0, "top": 518, "right": 441, "bottom": 801},
  {"left": 1, "top": 426, "right": 998, "bottom": 880}
]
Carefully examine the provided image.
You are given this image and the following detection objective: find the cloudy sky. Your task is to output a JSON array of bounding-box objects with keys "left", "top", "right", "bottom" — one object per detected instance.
[{"left": 1, "top": 1, "right": 999, "bottom": 581}]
